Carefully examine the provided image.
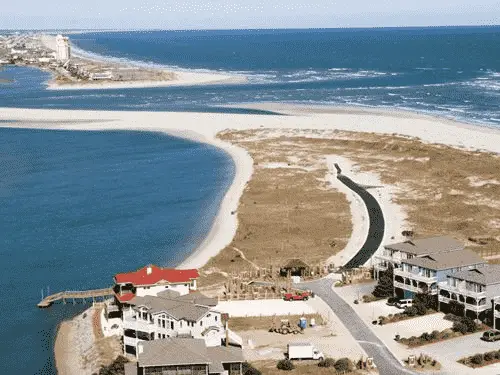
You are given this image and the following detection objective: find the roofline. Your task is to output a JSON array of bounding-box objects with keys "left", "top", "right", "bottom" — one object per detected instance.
[
  {"left": 141, "top": 362, "right": 211, "bottom": 368},
  {"left": 401, "top": 260, "right": 485, "bottom": 271},
  {"left": 114, "top": 279, "right": 197, "bottom": 286}
]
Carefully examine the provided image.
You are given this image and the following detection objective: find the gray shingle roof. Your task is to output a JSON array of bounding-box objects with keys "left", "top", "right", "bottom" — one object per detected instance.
[
  {"left": 130, "top": 295, "right": 210, "bottom": 321},
  {"left": 138, "top": 338, "right": 243, "bottom": 370},
  {"left": 448, "top": 264, "right": 500, "bottom": 285},
  {"left": 138, "top": 338, "right": 210, "bottom": 367},
  {"left": 403, "top": 249, "right": 485, "bottom": 270},
  {"left": 385, "top": 236, "right": 464, "bottom": 255},
  {"left": 176, "top": 292, "right": 218, "bottom": 307}
]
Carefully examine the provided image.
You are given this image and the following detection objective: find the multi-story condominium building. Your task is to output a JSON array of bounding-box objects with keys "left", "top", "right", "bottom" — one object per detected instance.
[
  {"left": 373, "top": 236, "right": 465, "bottom": 279},
  {"left": 394, "top": 249, "right": 485, "bottom": 299},
  {"left": 122, "top": 289, "right": 242, "bottom": 356},
  {"left": 55, "top": 34, "right": 70, "bottom": 61},
  {"left": 439, "top": 264, "right": 500, "bottom": 321},
  {"left": 113, "top": 265, "right": 199, "bottom": 305},
  {"left": 125, "top": 338, "right": 244, "bottom": 375}
]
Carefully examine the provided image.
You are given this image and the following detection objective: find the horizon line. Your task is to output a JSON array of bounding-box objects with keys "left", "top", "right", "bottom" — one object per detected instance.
[{"left": 1, "top": 24, "right": 500, "bottom": 33}]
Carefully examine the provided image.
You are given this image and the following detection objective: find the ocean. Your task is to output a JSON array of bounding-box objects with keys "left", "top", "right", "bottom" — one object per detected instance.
[
  {"left": 0, "top": 26, "right": 499, "bottom": 374},
  {"left": 0, "top": 128, "right": 234, "bottom": 374},
  {"left": 0, "top": 27, "right": 499, "bottom": 126}
]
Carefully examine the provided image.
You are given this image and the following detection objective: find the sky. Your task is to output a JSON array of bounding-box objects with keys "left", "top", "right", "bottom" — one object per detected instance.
[{"left": 1, "top": 0, "right": 499, "bottom": 30}]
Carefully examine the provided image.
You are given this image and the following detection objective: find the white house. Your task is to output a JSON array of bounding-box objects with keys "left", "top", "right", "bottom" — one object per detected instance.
[{"left": 55, "top": 34, "right": 71, "bottom": 61}]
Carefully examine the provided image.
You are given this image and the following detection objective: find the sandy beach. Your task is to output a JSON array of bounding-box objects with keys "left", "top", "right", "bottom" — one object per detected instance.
[{"left": 1, "top": 105, "right": 500, "bottom": 271}]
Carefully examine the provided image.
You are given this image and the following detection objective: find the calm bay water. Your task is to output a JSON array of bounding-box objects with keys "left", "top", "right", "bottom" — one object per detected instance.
[{"left": 0, "top": 128, "right": 234, "bottom": 374}]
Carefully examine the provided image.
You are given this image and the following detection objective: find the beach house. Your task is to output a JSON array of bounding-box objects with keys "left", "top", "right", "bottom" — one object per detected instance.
[
  {"left": 122, "top": 289, "right": 242, "bottom": 356},
  {"left": 124, "top": 338, "right": 244, "bottom": 375},
  {"left": 373, "top": 236, "right": 465, "bottom": 279},
  {"left": 438, "top": 264, "right": 500, "bottom": 321},
  {"left": 393, "top": 249, "right": 486, "bottom": 299},
  {"left": 113, "top": 265, "right": 199, "bottom": 305}
]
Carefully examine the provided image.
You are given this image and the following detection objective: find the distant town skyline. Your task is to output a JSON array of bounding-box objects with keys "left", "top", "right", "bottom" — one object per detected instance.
[{"left": 1, "top": 0, "right": 499, "bottom": 30}]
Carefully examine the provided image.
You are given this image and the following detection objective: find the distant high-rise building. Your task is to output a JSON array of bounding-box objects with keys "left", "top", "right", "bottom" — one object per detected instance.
[{"left": 55, "top": 35, "right": 70, "bottom": 61}]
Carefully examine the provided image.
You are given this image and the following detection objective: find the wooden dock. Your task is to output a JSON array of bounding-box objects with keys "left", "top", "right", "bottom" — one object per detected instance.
[{"left": 37, "top": 287, "right": 114, "bottom": 308}]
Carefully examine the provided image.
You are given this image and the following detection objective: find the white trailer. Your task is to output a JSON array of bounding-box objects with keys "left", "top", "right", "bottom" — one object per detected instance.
[{"left": 287, "top": 342, "right": 324, "bottom": 360}]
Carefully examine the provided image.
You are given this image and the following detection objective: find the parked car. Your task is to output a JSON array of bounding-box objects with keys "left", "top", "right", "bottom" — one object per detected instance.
[
  {"left": 481, "top": 330, "right": 500, "bottom": 342},
  {"left": 395, "top": 299, "right": 413, "bottom": 309},
  {"left": 284, "top": 291, "right": 310, "bottom": 301},
  {"left": 386, "top": 297, "right": 401, "bottom": 306}
]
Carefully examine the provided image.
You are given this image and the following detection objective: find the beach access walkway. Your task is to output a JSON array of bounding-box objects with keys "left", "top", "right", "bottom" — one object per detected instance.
[
  {"left": 334, "top": 163, "right": 385, "bottom": 268},
  {"left": 37, "top": 287, "right": 114, "bottom": 308}
]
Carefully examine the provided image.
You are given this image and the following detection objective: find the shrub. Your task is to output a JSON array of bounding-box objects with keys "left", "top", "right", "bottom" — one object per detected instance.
[
  {"left": 334, "top": 358, "right": 353, "bottom": 372},
  {"left": 277, "top": 359, "right": 294, "bottom": 371},
  {"left": 420, "top": 332, "right": 431, "bottom": 341},
  {"left": 443, "top": 313, "right": 460, "bottom": 322},
  {"left": 484, "top": 351, "right": 496, "bottom": 362},
  {"left": 405, "top": 306, "right": 418, "bottom": 317},
  {"left": 242, "top": 362, "right": 262, "bottom": 375},
  {"left": 471, "top": 354, "right": 484, "bottom": 366},
  {"left": 415, "top": 301, "right": 427, "bottom": 316},
  {"left": 96, "top": 356, "right": 129, "bottom": 375},
  {"left": 429, "top": 330, "right": 440, "bottom": 340},
  {"left": 495, "top": 350, "right": 500, "bottom": 360},
  {"left": 452, "top": 321, "right": 468, "bottom": 335},
  {"left": 318, "top": 357, "right": 336, "bottom": 368},
  {"left": 462, "top": 317, "right": 478, "bottom": 333}
]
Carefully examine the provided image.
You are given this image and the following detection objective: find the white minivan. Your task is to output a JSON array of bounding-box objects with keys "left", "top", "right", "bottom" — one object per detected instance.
[{"left": 395, "top": 299, "right": 413, "bottom": 309}]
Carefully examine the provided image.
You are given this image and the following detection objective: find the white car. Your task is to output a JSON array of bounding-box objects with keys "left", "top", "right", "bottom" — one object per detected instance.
[{"left": 395, "top": 299, "right": 413, "bottom": 309}]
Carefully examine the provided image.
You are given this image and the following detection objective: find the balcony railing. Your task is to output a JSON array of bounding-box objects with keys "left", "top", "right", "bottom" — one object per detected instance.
[
  {"left": 438, "top": 283, "right": 487, "bottom": 299},
  {"left": 393, "top": 280, "right": 438, "bottom": 295},
  {"left": 124, "top": 336, "right": 143, "bottom": 347},
  {"left": 394, "top": 269, "right": 437, "bottom": 283},
  {"left": 123, "top": 316, "right": 156, "bottom": 333},
  {"left": 438, "top": 295, "right": 489, "bottom": 312}
]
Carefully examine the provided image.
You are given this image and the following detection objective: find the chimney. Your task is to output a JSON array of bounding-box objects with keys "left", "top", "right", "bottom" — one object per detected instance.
[{"left": 146, "top": 266, "right": 152, "bottom": 275}]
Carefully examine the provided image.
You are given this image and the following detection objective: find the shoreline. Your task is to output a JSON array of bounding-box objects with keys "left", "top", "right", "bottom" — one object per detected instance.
[
  {"left": 1, "top": 104, "right": 499, "bottom": 272},
  {"left": 37, "top": 34, "right": 247, "bottom": 90},
  {"left": 2, "top": 104, "right": 500, "bottom": 374}
]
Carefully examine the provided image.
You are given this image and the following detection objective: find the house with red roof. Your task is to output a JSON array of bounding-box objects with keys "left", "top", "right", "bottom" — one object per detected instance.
[{"left": 113, "top": 264, "right": 199, "bottom": 304}]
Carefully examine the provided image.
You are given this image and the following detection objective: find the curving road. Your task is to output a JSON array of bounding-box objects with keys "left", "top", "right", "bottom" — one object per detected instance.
[
  {"left": 300, "top": 278, "right": 424, "bottom": 375},
  {"left": 334, "top": 163, "right": 385, "bottom": 268}
]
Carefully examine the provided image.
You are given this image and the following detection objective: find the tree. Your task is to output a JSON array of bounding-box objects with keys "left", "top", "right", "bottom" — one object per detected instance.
[
  {"left": 334, "top": 358, "right": 354, "bottom": 372},
  {"left": 373, "top": 264, "right": 394, "bottom": 298}
]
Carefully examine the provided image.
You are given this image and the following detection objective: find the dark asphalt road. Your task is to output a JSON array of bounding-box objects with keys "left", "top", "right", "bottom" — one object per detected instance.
[
  {"left": 334, "top": 163, "right": 385, "bottom": 268},
  {"left": 301, "top": 278, "right": 421, "bottom": 375}
]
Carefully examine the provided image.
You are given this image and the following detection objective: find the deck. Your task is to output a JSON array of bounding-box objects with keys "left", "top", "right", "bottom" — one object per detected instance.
[{"left": 37, "top": 287, "right": 114, "bottom": 308}]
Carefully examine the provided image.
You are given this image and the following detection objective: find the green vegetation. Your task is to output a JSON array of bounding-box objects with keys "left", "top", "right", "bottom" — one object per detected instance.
[
  {"left": 459, "top": 350, "right": 500, "bottom": 368},
  {"left": 92, "top": 356, "right": 128, "bottom": 375},
  {"left": 243, "top": 362, "right": 262, "bottom": 375},
  {"left": 372, "top": 264, "right": 394, "bottom": 298},
  {"left": 277, "top": 359, "right": 295, "bottom": 371}
]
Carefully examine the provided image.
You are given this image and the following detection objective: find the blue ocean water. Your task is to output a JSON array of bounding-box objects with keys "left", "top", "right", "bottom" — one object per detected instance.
[
  {"left": 0, "top": 128, "right": 234, "bottom": 374},
  {"left": 0, "top": 27, "right": 499, "bottom": 125}
]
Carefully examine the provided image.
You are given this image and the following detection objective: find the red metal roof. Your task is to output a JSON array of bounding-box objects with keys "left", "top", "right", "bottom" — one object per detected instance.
[
  {"left": 115, "top": 292, "right": 136, "bottom": 303},
  {"left": 114, "top": 265, "right": 199, "bottom": 286}
]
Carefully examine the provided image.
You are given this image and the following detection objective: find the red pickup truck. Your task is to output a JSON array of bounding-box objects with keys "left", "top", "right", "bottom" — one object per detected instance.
[{"left": 284, "top": 291, "right": 310, "bottom": 301}]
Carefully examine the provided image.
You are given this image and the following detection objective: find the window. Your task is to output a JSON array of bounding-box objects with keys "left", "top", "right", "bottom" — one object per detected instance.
[
  {"left": 171, "top": 321, "right": 174, "bottom": 330},
  {"left": 215, "top": 316, "right": 218, "bottom": 322}
]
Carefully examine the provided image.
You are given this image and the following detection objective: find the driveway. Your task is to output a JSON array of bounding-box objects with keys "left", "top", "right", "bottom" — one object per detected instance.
[
  {"left": 422, "top": 332, "right": 500, "bottom": 375},
  {"left": 334, "top": 163, "right": 385, "bottom": 268}
]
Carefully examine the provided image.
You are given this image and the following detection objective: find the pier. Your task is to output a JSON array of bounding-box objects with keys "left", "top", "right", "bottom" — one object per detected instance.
[{"left": 37, "top": 287, "right": 114, "bottom": 308}]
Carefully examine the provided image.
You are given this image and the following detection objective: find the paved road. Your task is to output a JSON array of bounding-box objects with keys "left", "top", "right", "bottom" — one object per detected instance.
[
  {"left": 334, "top": 163, "right": 385, "bottom": 268},
  {"left": 300, "top": 278, "right": 423, "bottom": 375}
]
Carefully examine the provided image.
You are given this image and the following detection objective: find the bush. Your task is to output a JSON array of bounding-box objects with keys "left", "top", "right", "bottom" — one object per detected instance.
[
  {"left": 429, "top": 330, "right": 440, "bottom": 340},
  {"left": 415, "top": 301, "right": 427, "bottom": 316},
  {"left": 484, "top": 351, "right": 496, "bottom": 362},
  {"left": 277, "top": 359, "right": 294, "bottom": 371},
  {"left": 334, "top": 358, "right": 353, "bottom": 372},
  {"left": 95, "top": 356, "right": 129, "bottom": 375},
  {"left": 405, "top": 306, "right": 419, "bottom": 317},
  {"left": 452, "top": 317, "right": 478, "bottom": 334},
  {"left": 495, "top": 350, "right": 500, "bottom": 360},
  {"left": 318, "top": 357, "right": 336, "bottom": 368},
  {"left": 453, "top": 321, "right": 468, "bottom": 335},
  {"left": 420, "top": 332, "right": 431, "bottom": 341},
  {"left": 243, "top": 362, "right": 262, "bottom": 375},
  {"left": 471, "top": 354, "right": 484, "bottom": 366}
]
